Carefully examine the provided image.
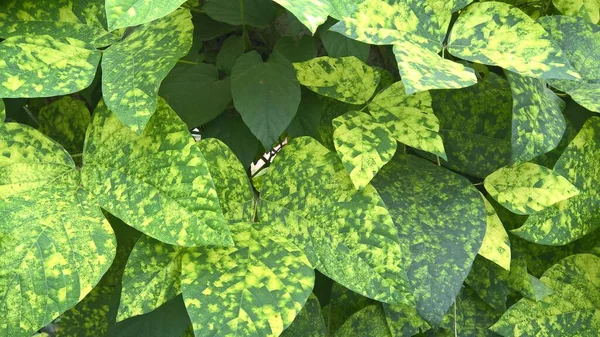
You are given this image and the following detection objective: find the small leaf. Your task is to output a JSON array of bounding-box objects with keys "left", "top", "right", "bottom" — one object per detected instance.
[
  {"left": 105, "top": 0, "right": 187, "bottom": 30},
  {"left": 372, "top": 154, "right": 486, "bottom": 326},
  {"left": 478, "top": 195, "right": 511, "bottom": 271},
  {"left": 553, "top": 0, "right": 600, "bottom": 23},
  {"left": 491, "top": 254, "right": 600, "bottom": 336},
  {"left": 38, "top": 97, "right": 90, "bottom": 155},
  {"left": 181, "top": 221, "right": 315, "bottom": 337},
  {"left": 448, "top": 2, "right": 580, "bottom": 80},
  {"left": 273, "top": 0, "right": 331, "bottom": 33},
  {"left": 369, "top": 81, "right": 447, "bottom": 159},
  {"left": 216, "top": 35, "right": 246, "bottom": 75},
  {"left": 513, "top": 117, "right": 600, "bottom": 245},
  {"left": 274, "top": 36, "right": 318, "bottom": 63},
  {"left": 81, "top": 98, "right": 231, "bottom": 247},
  {"left": 280, "top": 294, "right": 326, "bottom": 337},
  {"left": 203, "top": 0, "right": 277, "bottom": 27},
  {"left": 333, "top": 110, "right": 397, "bottom": 189},
  {"left": 102, "top": 8, "right": 193, "bottom": 134},
  {"left": 0, "top": 35, "right": 101, "bottom": 98},
  {"left": 485, "top": 162, "right": 580, "bottom": 215},
  {"left": 232, "top": 51, "right": 301, "bottom": 148},
  {"left": 0, "top": 122, "right": 116, "bottom": 337},
  {"left": 293, "top": 56, "right": 380, "bottom": 104}
]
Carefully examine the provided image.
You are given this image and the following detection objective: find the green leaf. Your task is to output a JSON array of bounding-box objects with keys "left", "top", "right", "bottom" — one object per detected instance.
[
  {"left": 465, "top": 257, "right": 511, "bottom": 312},
  {"left": 329, "top": 0, "right": 477, "bottom": 93},
  {"left": 513, "top": 117, "right": 600, "bottom": 245},
  {"left": 383, "top": 303, "right": 430, "bottom": 336},
  {"left": 478, "top": 196, "right": 511, "bottom": 271},
  {"left": 320, "top": 21, "right": 370, "bottom": 62},
  {"left": 430, "top": 71, "right": 513, "bottom": 178},
  {"left": 553, "top": 0, "right": 600, "bottom": 23},
  {"left": 273, "top": 0, "right": 330, "bottom": 33},
  {"left": 231, "top": 51, "right": 301, "bottom": 148},
  {"left": 273, "top": 36, "right": 318, "bottom": 63},
  {"left": 506, "top": 71, "right": 567, "bottom": 163},
  {"left": 485, "top": 162, "right": 580, "bottom": 215},
  {"left": 81, "top": 98, "right": 231, "bottom": 247},
  {"left": 0, "top": 35, "right": 101, "bottom": 98},
  {"left": 491, "top": 254, "right": 600, "bottom": 336},
  {"left": 102, "top": 8, "right": 193, "bottom": 134},
  {"left": 105, "top": 0, "right": 187, "bottom": 30},
  {"left": 448, "top": 2, "right": 580, "bottom": 80},
  {"left": 216, "top": 35, "right": 246, "bottom": 75},
  {"left": 117, "top": 236, "right": 183, "bottom": 321},
  {"left": 0, "top": 99, "right": 5, "bottom": 122},
  {"left": 159, "top": 63, "right": 232, "bottom": 128},
  {"left": 203, "top": 0, "right": 277, "bottom": 27},
  {"left": 332, "top": 110, "right": 396, "bottom": 190},
  {"left": 293, "top": 56, "right": 380, "bottom": 104},
  {"left": 181, "top": 221, "right": 315, "bottom": 337},
  {"left": 280, "top": 293, "right": 326, "bottom": 337},
  {"left": 38, "top": 97, "right": 90, "bottom": 155},
  {"left": 371, "top": 154, "right": 486, "bottom": 326},
  {"left": 192, "top": 13, "right": 236, "bottom": 41},
  {"left": 0, "top": 0, "right": 118, "bottom": 47},
  {"left": 0, "top": 122, "right": 116, "bottom": 337},
  {"left": 333, "top": 305, "right": 392, "bottom": 337},
  {"left": 286, "top": 90, "right": 323, "bottom": 139},
  {"left": 259, "top": 137, "right": 412, "bottom": 304},
  {"left": 369, "top": 81, "right": 447, "bottom": 159},
  {"left": 539, "top": 15, "right": 600, "bottom": 112}
]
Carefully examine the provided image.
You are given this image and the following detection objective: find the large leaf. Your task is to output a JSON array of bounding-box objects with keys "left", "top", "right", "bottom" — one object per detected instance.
[
  {"left": 329, "top": 0, "right": 477, "bottom": 93},
  {"left": 491, "top": 254, "right": 600, "bottom": 336},
  {"left": 478, "top": 196, "right": 511, "bottom": 271},
  {"left": 38, "top": 97, "right": 90, "bottom": 155},
  {"left": 369, "top": 81, "right": 447, "bottom": 159},
  {"left": 81, "top": 98, "right": 231, "bottom": 247},
  {"left": 332, "top": 111, "right": 396, "bottom": 190},
  {"left": 0, "top": 122, "right": 116, "bottom": 337},
  {"left": 553, "top": 0, "right": 600, "bottom": 23},
  {"left": 259, "top": 137, "right": 412, "bottom": 304},
  {"left": 539, "top": 15, "right": 600, "bottom": 112},
  {"left": 371, "top": 155, "right": 486, "bottom": 326},
  {"left": 181, "top": 221, "right": 314, "bottom": 337},
  {"left": 105, "top": 0, "right": 187, "bottom": 30},
  {"left": 506, "top": 71, "right": 567, "bottom": 163},
  {"left": 102, "top": 9, "right": 193, "bottom": 134},
  {"left": 231, "top": 51, "right": 301, "bottom": 148},
  {"left": 513, "top": 117, "right": 600, "bottom": 245},
  {"left": 485, "top": 162, "right": 579, "bottom": 215},
  {"left": 0, "top": 35, "right": 101, "bottom": 98},
  {"left": 280, "top": 293, "right": 326, "bottom": 337},
  {"left": 0, "top": 0, "right": 117, "bottom": 47},
  {"left": 159, "top": 63, "right": 232, "bottom": 128},
  {"left": 448, "top": 2, "right": 580, "bottom": 80},
  {"left": 273, "top": 0, "right": 331, "bottom": 34},
  {"left": 293, "top": 56, "right": 380, "bottom": 104},
  {"left": 203, "top": 0, "right": 277, "bottom": 27}
]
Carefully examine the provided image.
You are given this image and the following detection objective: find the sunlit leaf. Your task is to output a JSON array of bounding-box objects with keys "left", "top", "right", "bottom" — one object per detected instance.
[
  {"left": 105, "top": 0, "right": 187, "bottom": 30},
  {"left": 478, "top": 196, "right": 511, "bottom": 271}
]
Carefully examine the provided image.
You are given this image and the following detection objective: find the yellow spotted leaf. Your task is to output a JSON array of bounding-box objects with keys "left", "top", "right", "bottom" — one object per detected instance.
[
  {"left": 553, "top": 0, "right": 600, "bottom": 23},
  {"left": 273, "top": 0, "right": 331, "bottom": 34},
  {"left": 478, "top": 195, "right": 511, "bottom": 271},
  {"left": 106, "top": 0, "right": 188, "bottom": 31},
  {"left": 38, "top": 97, "right": 91, "bottom": 155}
]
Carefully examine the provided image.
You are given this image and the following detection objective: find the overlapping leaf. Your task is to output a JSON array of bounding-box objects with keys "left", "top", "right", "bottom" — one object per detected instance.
[
  {"left": 38, "top": 97, "right": 90, "bottom": 155},
  {"left": 273, "top": 0, "right": 331, "bottom": 34},
  {"left": 492, "top": 254, "right": 600, "bottom": 336},
  {"left": 102, "top": 8, "right": 193, "bottom": 133},
  {"left": 0, "top": 122, "right": 116, "bottom": 337},
  {"left": 274, "top": 36, "right": 318, "bottom": 63},
  {"left": 293, "top": 56, "right": 380, "bottom": 104},
  {"left": 332, "top": 111, "right": 396, "bottom": 190},
  {"left": 485, "top": 162, "right": 579, "bottom": 215},
  {"left": 371, "top": 154, "right": 486, "bottom": 326},
  {"left": 181, "top": 221, "right": 315, "bottom": 337},
  {"left": 0, "top": 0, "right": 117, "bottom": 47},
  {"left": 105, "top": 0, "right": 188, "bottom": 30},
  {"left": 478, "top": 196, "right": 511, "bottom": 271},
  {"left": 513, "top": 117, "right": 600, "bottom": 245},
  {"left": 203, "top": 0, "right": 277, "bottom": 27},
  {"left": 259, "top": 137, "right": 412, "bottom": 304},
  {"left": 0, "top": 35, "right": 101, "bottom": 98},
  {"left": 320, "top": 24, "right": 370, "bottom": 62},
  {"left": 280, "top": 294, "right": 326, "bottom": 337},
  {"left": 231, "top": 51, "right": 301, "bottom": 148},
  {"left": 553, "top": 0, "right": 600, "bottom": 23},
  {"left": 448, "top": 2, "right": 579, "bottom": 80},
  {"left": 81, "top": 98, "right": 231, "bottom": 247},
  {"left": 333, "top": 305, "right": 391, "bottom": 337},
  {"left": 369, "top": 81, "right": 447, "bottom": 159},
  {"left": 329, "top": 0, "right": 477, "bottom": 93}
]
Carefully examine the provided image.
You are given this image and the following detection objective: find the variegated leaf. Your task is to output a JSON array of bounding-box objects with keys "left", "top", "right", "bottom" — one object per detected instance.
[
  {"left": 293, "top": 56, "right": 380, "bottom": 104},
  {"left": 280, "top": 293, "right": 326, "bottom": 337},
  {"left": 38, "top": 97, "right": 90, "bottom": 155},
  {"left": 81, "top": 98, "right": 231, "bottom": 247},
  {"left": 485, "top": 162, "right": 580, "bottom": 215},
  {"left": 102, "top": 8, "right": 193, "bottom": 134},
  {"left": 332, "top": 111, "right": 397, "bottom": 190},
  {"left": 272, "top": 0, "right": 331, "bottom": 34},
  {"left": 513, "top": 117, "right": 600, "bottom": 245},
  {"left": 0, "top": 35, "right": 101, "bottom": 98},
  {"left": 553, "top": 0, "right": 600, "bottom": 23},
  {"left": 105, "top": 0, "right": 188, "bottom": 30},
  {"left": 0, "top": 122, "right": 116, "bottom": 337},
  {"left": 448, "top": 2, "right": 580, "bottom": 80},
  {"left": 369, "top": 81, "right": 447, "bottom": 159},
  {"left": 333, "top": 305, "right": 391, "bottom": 337},
  {"left": 478, "top": 195, "right": 511, "bottom": 271}
]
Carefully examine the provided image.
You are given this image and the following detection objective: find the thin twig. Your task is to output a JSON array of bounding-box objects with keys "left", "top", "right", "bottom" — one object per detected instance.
[
  {"left": 177, "top": 59, "right": 199, "bottom": 65},
  {"left": 23, "top": 106, "right": 39, "bottom": 126}
]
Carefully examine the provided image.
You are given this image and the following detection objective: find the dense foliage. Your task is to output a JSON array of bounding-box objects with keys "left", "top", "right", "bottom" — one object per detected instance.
[{"left": 1, "top": 0, "right": 599, "bottom": 336}]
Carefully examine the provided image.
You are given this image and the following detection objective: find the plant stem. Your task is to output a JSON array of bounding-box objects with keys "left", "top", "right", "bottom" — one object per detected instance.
[
  {"left": 177, "top": 59, "right": 199, "bottom": 65},
  {"left": 71, "top": 153, "right": 83, "bottom": 159},
  {"left": 239, "top": 0, "right": 251, "bottom": 49}
]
